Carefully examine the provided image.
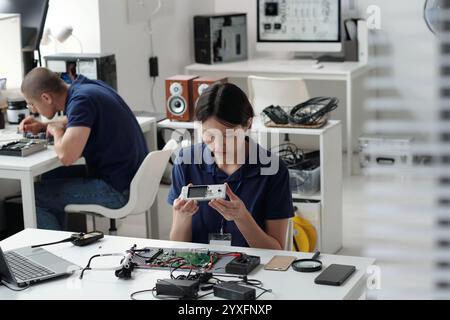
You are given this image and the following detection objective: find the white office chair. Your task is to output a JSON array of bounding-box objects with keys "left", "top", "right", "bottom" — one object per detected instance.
[
  {"left": 64, "top": 139, "right": 179, "bottom": 238},
  {"left": 247, "top": 75, "right": 310, "bottom": 117}
]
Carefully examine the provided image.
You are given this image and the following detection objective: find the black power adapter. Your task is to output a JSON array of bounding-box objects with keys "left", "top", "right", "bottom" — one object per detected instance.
[
  {"left": 155, "top": 279, "right": 199, "bottom": 299},
  {"left": 213, "top": 282, "right": 256, "bottom": 300},
  {"left": 149, "top": 56, "right": 159, "bottom": 78}
]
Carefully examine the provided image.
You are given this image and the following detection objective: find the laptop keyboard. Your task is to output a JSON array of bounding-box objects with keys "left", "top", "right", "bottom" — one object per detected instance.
[{"left": 4, "top": 251, "right": 55, "bottom": 282}]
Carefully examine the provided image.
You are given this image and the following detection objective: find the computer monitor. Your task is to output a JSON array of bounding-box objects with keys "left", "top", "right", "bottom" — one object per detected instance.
[
  {"left": 0, "top": 0, "right": 49, "bottom": 51},
  {"left": 256, "top": 0, "right": 342, "bottom": 53}
]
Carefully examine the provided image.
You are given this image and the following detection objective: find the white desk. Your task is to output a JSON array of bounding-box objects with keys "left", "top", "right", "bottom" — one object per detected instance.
[
  {"left": 185, "top": 58, "right": 369, "bottom": 175},
  {"left": 0, "top": 117, "right": 159, "bottom": 237},
  {"left": 0, "top": 229, "right": 376, "bottom": 300},
  {"left": 158, "top": 118, "right": 343, "bottom": 254}
]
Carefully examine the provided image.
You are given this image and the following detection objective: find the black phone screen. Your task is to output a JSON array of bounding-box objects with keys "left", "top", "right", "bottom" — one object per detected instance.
[
  {"left": 314, "top": 264, "right": 356, "bottom": 286},
  {"left": 187, "top": 186, "right": 208, "bottom": 198}
]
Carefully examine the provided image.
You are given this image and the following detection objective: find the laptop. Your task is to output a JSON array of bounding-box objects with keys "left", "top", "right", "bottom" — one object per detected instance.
[{"left": 0, "top": 246, "right": 80, "bottom": 288}]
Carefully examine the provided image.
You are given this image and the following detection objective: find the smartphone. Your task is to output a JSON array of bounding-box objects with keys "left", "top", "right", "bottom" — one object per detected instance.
[
  {"left": 180, "top": 184, "right": 227, "bottom": 202},
  {"left": 314, "top": 264, "right": 356, "bottom": 286},
  {"left": 264, "top": 255, "right": 297, "bottom": 271}
]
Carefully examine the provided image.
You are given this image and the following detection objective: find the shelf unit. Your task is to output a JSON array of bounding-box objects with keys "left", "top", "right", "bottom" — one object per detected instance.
[{"left": 157, "top": 118, "right": 343, "bottom": 253}]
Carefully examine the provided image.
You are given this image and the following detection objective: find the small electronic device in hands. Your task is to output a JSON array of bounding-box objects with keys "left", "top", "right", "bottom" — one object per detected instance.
[{"left": 180, "top": 184, "right": 227, "bottom": 202}]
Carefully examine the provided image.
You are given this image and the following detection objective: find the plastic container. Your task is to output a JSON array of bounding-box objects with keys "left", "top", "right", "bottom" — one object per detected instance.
[{"left": 289, "top": 166, "right": 321, "bottom": 195}]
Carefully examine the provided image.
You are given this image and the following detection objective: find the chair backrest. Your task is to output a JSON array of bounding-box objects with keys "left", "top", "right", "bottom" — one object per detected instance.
[
  {"left": 247, "top": 75, "right": 310, "bottom": 117},
  {"left": 128, "top": 139, "right": 178, "bottom": 214}
]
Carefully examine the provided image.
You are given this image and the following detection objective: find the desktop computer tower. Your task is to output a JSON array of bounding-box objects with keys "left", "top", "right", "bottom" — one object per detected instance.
[
  {"left": 44, "top": 53, "right": 118, "bottom": 91},
  {"left": 194, "top": 13, "right": 248, "bottom": 64}
]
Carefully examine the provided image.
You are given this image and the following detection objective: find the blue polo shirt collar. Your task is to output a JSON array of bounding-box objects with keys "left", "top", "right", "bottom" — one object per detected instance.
[{"left": 200, "top": 138, "right": 265, "bottom": 182}]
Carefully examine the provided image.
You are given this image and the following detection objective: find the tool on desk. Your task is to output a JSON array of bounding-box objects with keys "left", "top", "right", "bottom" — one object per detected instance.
[
  {"left": 314, "top": 264, "right": 356, "bottom": 286},
  {"left": 291, "top": 251, "right": 323, "bottom": 273},
  {"left": 0, "top": 246, "right": 79, "bottom": 289},
  {"left": 0, "top": 139, "right": 47, "bottom": 157},
  {"left": 31, "top": 231, "right": 104, "bottom": 248}
]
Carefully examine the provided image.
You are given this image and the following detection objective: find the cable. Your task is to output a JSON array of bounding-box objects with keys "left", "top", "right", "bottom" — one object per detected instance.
[
  {"left": 289, "top": 97, "right": 339, "bottom": 126},
  {"left": 150, "top": 76, "right": 157, "bottom": 112},
  {"left": 1, "top": 280, "right": 30, "bottom": 291},
  {"left": 31, "top": 237, "right": 73, "bottom": 248},
  {"left": 130, "top": 287, "right": 156, "bottom": 300}
]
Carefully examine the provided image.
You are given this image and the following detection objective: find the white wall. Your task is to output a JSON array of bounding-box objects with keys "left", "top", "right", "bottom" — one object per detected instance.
[
  {"left": 98, "top": 0, "right": 215, "bottom": 111},
  {"left": 40, "top": 0, "right": 101, "bottom": 57},
  {"left": 0, "top": 14, "right": 23, "bottom": 89}
]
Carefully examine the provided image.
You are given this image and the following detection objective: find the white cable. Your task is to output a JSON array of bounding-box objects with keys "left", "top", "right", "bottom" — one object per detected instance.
[{"left": 71, "top": 34, "right": 84, "bottom": 53}]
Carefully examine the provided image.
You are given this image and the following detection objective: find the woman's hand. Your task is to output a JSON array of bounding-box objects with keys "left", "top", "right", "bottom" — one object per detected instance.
[
  {"left": 208, "top": 183, "right": 250, "bottom": 223},
  {"left": 173, "top": 198, "right": 199, "bottom": 218},
  {"left": 173, "top": 184, "right": 199, "bottom": 220}
]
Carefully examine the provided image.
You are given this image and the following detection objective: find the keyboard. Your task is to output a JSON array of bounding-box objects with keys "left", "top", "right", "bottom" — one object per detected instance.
[{"left": 4, "top": 251, "right": 55, "bottom": 282}]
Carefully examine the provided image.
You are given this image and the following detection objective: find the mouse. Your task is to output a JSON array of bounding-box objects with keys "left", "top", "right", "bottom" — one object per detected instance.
[{"left": 313, "top": 63, "right": 324, "bottom": 69}]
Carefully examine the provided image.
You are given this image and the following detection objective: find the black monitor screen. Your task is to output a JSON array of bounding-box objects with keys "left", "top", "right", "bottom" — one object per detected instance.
[{"left": 0, "top": 0, "right": 49, "bottom": 50}]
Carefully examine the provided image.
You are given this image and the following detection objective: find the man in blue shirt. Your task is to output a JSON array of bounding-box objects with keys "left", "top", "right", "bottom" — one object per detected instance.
[{"left": 19, "top": 67, "right": 148, "bottom": 230}]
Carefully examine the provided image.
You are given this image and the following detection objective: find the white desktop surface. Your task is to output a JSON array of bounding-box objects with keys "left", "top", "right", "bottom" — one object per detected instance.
[{"left": 0, "top": 229, "right": 375, "bottom": 300}]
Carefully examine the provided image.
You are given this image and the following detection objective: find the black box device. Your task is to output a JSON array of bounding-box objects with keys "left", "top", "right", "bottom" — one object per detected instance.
[
  {"left": 314, "top": 264, "right": 356, "bottom": 286},
  {"left": 214, "top": 282, "right": 256, "bottom": 300}
]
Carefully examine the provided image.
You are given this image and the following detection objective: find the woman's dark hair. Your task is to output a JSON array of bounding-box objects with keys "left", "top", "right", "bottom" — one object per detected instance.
[{"left": 195, "top": 83, "right": 255, "bottom": 127}]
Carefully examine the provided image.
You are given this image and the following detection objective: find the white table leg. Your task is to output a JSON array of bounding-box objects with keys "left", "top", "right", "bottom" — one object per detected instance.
[
  {"left": 20, "top": 171, "right": 37, "bottom": 228},
  {"left": 346, "top": 74, "right": 353, "bottom": 176}
]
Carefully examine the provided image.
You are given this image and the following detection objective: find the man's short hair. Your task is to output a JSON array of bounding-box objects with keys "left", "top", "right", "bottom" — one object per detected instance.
[{"left": 21, "top": 67, "right": 66, "bottom": 99}]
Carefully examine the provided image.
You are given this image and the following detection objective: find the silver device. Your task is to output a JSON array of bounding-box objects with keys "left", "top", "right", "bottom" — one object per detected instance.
[
  {"left": 180, "top": 184, "right": 227, "bottom": 202},
  {"left": 0, "top": 246, "right": 80, "bottom": 288}
]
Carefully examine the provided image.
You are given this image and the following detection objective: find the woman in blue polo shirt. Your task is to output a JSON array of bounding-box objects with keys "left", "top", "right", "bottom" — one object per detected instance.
[{"left": 167, "top": 83, "right": 294, "bottom": 250}]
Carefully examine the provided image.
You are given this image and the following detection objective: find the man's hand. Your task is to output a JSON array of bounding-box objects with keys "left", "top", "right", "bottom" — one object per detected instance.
[
  {"left": 18, "top": 116, "right": 46, "bottom": 134},
  {"left": 46, "top": 123, "right": 65, "bottom": 138}
]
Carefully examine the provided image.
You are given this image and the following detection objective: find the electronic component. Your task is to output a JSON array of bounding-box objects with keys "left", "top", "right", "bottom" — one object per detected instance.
[
  {"left": 194, "top": 13, "right": 248, "bottom": 64},
  {"left": 262, "top": 105, "right": 289, "bottom": 124},
  {"left": 213, "top": 282, "right": 256, "bottom": 300},
  {"left": 257, "top": 0, "right": 342, "bottom": 53},
  {"left": 180, "top": 184, "right": 227, "bottom": 202},
  {"left": 155, "top": 279, "right": 200, "bottom": 299},
  {"left": 70, "top": 231, "right": 104, "bottom": 247},
  {"left": 0, "top": 139, "right": 47, "bottom": 157},
  {"left": 225, "top": 255, "right": 260, "bottom": 275},
  {"left": 149, "top": 56, "right": 159, "bottom": 78},
  {"left": 165, "top": 75, "right": 198, "bottom": 122},
  {"left": 44, "top": 53, "right": 117, "bottom": 90},
  {"left": 23, "top": 132, "right": 54, "bottom": 145}
]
